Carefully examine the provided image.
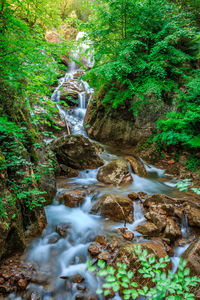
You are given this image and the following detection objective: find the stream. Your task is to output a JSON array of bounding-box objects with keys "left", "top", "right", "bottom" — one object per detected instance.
[{"left": 8, "top": 38, "right": 192, "bottom": 300}]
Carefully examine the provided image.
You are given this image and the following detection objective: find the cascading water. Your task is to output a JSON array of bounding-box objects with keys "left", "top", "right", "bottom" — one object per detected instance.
[{"left": 8, "top": 33, "right": 195, "bottom": 300}]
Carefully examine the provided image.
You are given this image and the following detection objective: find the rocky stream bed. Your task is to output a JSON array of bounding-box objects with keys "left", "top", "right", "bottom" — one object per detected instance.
[{"left": 1, "top": 60, "right": 200, "bottom": 300}]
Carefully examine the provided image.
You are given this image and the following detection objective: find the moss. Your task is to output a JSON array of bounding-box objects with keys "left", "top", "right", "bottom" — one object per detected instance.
[{"left": 30, "top": 148, "right": 39, "bottom": 163}]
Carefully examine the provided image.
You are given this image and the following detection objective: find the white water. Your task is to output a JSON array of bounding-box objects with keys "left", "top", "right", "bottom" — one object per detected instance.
[{"left": 9, "top": 33, "right": 194, "bottom": 300}]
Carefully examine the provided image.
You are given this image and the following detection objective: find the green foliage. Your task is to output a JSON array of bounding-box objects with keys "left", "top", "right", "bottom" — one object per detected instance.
[
  {"left": 88, "top": 245, "right": 200, "bottom": 299},
  {"left": 176, "top": 178, "right": 200, "bottom": 195},
  {"left": 82, "top": 0, "right": 198, "bottom": 114},
  {"left": 154, "top": 70, "right": 200, "bottom": 150}
]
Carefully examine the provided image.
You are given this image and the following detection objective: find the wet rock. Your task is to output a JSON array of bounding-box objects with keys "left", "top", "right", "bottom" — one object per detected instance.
[
  {"left": 60, "top": 165, "right": 79, "bottom": 177},
  {"left": 145, "top": 208, "right": 167, "bottom": 231},
  {"left": 136, "top": 222, "right": 160, "bottom": 237},
  {"left": 182, "top": 238, "right": 200, "bottom": 275},
  {"left": 95, "top": 235, "right": 107, "bottom": 246},
  {"left": 91, "top": 194, "right": 133, "bottom": 223},
  {"left": 17, "top": 278, "right": 27, "bottom": 290},
  {"left": 138, "top": 192, "right": 148, "bottom": 199},
  {"left": 51, "top": 134, "right": 104, "bottom": 170},
  {"left": 123, "top": 231, "right": 134, "bottom": 241},
  {"left": 56, "top": 223, "right": 70, "bottom": 238},
  {"left": 59, "top": 79, "right": 84, "bottom": 104},
  {"left": 97, "top": 159, "right": 133, "bottom": 185},
  {"left": 98, "top": 251, "right": 111, "bottom": 261},
  {"left": 125, "top": 156, "right": 147, "bottom": 177},
  {"left": 28, "top": 292, "right": 41, "bottom": 300},
  {"left": 77, "top": 285, "right": 86, "bottom": 291},
  {"left": 128, "top": 192, "right": 139, "bottom": 201},
  {"left": 88, "top": 242, "right": 103, "bottom": 256},
  {"left": 72, "top": 274, "right": 85, "bottom": 283},
  {"left": 48, "top": 233, "right": 60, "bottom": 244},
  {"left": 58, "top": 189, "right": 87, "bottom": 208},
  {"left": 75, "top": 294, "right": 86, "bottom": 300},
  {"left": 163, "top": 218, "right": 181, "bottom": 243}
]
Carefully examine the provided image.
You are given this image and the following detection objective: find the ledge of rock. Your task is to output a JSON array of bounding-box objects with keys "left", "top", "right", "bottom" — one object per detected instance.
[
  {"left": 51, "top": 134, "right": 104, "bottom": 170},
  {"left": 182, "top": 238, "right": 200, "bottom": 276},
  {"left": 97, "top": 159, "right": 133, "bottom": 185},
  {"left": 91, "top": 193, "right": 133, "bottom": 223}
]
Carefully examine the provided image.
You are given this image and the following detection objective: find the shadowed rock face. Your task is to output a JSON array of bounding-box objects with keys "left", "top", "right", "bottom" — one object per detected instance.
[
  {"left": 91, "top": 193, "right": 134, "bottom": 223},
  {"left": 51, "top": 134, "right": 104, "bottom": 170},
  {"left": 84, "top": 93, "right": 174, "bottom": 146},
  {"left": 97, "top": 159, "right": 133, "bottom": 185}
]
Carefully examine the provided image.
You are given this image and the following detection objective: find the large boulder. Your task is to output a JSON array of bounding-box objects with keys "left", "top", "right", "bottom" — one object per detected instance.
[
  {"left": 51, "top": 134, "right": 104, "bottom": 170},
  {"left": 182, "top": 238, "right": 200, "bottom": 276},
  {"left": 84, "top": 92, "right": 174, "bottom": 146},
  {"left": 91, "top": 194, "right": 133, "bottom": 223},
  {"left": 97, "top": 159, "right": 133, "bottom": 185},
  {"left": 125, "top": 156, "right": 147, "bottom": 177}
]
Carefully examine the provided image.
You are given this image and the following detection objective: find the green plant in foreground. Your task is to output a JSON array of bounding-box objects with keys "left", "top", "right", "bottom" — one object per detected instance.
[{"left": 88, "top": 245, "right": 200, "bottom": 299}]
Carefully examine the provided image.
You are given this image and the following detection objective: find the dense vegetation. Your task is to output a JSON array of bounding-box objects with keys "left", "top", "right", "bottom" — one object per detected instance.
[
  {"left": 0, "top": 0, "right": 89, "bottom": 216},
  {"left": 83, "top": 0, "right": 200, "bottom": 154}
]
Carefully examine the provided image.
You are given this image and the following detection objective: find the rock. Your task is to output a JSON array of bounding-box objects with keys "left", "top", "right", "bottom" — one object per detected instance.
[
  {"left": 45, "top": 30, "right": 60, "bottom": 43},
  {"left": 17, "top": 278, "right": 27, "bottom": 290},
  {"left": 84, "top": 92, "right": 174, "bottom": 146},
  {"left": 60, "top": 55, "right": 69, "bottom": 67},
  {"left": 97, "top": 159, "right": 133, "bottom": 185},
  {"left": 182, "top": 238, "right": 200, "bottom": 276},
  {"left": 73, "top": 68, "right": 85, "bottom": 79},
  {"left": 128, "top": 192, "right": 139, "bottom": 201},
  {"left": 56, "top": 223, "right": 70, "bottom": 238},
  {"left": 58, "top": 189, "right": 87, "bottom": 208},
  {"left": 98, "top": 252, "right": 111, "bottom": 261},
  {"left": 51, "top": 134, "right": 104, "bottom": 170},
  {"left": 48, "top": 233, "right": 60, "bottom": 244},
  {"left": 123, "top": 231, "right": 134, "bottom": 241},
  {"left": 59, "top": 79, "right": 84, "bottom": 104},
  {"left": 0, "top": 278, "right": 5, "bottom": 284},
  {"left": 163, "top": 218, "right": 181, "bottom": 243},
  {"left": 125, "top": 156, "right": 147, "bottom": 177},
  {"left": 145, "top": 208, "right": 167, "bottom": 231},
  {"left": 72, "top": 274, "right": 85, "bottom": 283},
  {"left": 88, "top": 242, "right": 103, "bottom": 256},
  {"left": 108, "top": 240, "right": 118, "bottom": 251},
  {"left": 117, "top": 241, "right": 172, "bottom": 271},
  {"left": 2, "top": 273, "right": 11, "bottom": 280},
  {"left": 91, "top": 194, "right": 133, "bottom": 223},
  {"left": 77, "top": 285, "right": 86, "bottom": 291},
  {"left": 95, "top": 235, "right": 107, "bottom": 246},
  {"left": 183, "top": 203, "right": 200, "bottom": 228},
  {"left": 136, "top": 222, "right": 160, "bottom": 237},
  {"left": 28, "top": 292, "right": 41, "bottom": 300},
  {"left": 60, "top": 165, "right": 79, "bottom": 177},
  {"left": 144, "top": 194, "right": 175, "bottom": 215}
]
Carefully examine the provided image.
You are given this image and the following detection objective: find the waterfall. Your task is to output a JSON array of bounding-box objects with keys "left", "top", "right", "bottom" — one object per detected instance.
[{"left": 181, "top": 211, "right": 190, "bottom": 239}]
